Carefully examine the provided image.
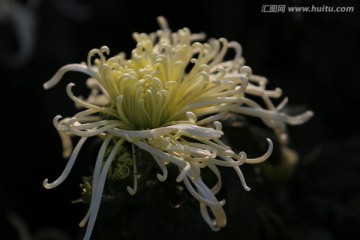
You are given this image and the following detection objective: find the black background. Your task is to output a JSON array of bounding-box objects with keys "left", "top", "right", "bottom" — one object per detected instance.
[{"left": 1, "top": 0, "right": 359, "bottom": 239}]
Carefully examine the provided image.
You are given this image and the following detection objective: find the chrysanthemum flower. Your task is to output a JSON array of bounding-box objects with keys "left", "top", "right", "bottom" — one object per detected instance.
[{"left": 43, "top": 16, "right": 313, "bottom": 240}]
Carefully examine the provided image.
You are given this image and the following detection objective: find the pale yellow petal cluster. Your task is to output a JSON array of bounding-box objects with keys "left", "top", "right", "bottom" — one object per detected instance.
[{"left": 43, "top": 17, "right": 313, "bottom": 240}]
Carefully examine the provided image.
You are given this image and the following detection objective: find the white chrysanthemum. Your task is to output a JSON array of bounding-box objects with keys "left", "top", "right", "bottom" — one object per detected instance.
[{"left": 43, "top": 17, "right": 313, "bottom": 240}]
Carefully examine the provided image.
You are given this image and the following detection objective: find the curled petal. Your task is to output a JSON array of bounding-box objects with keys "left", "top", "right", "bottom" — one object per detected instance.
[
  {"left": 53, "top": 115, "right": 69, "bottom": 132},
  {"left": 66, "top": 83, "right": 118, "bottom": 118},
  {"left": 43, "top": 64, "right": 98, "bottom": 89},
  {"left": 245, "top": 138, "right": 273, "bottom": 164},
  {"left": 43, "top": 137, "right": 87, "bottom": 189},
  {"left": 152, "top": 156, "right": 168, "bottom": 181}
]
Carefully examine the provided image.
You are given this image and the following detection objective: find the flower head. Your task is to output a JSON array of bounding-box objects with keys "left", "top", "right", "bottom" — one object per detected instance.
[{"left": 43, "top": 16, "right": 313, "bottom": 239}]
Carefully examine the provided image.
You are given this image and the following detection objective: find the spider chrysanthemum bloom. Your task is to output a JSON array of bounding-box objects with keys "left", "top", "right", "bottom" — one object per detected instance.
[{"left": 43, "top": 17, "right": 313, "bottom": 239}]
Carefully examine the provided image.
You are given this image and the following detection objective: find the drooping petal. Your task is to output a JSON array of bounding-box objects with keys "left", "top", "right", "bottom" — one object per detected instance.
[{"left": 43, "top": 137, "right": 87, "bottom": 189}]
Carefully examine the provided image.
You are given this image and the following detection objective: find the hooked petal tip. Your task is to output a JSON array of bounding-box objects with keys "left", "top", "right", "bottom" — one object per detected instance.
[{"left": 43, "top": 179, "right": 51, "bottom": 189}]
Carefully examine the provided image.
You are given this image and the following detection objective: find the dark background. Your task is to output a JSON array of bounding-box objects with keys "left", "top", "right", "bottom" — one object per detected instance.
[{"left": 1, "top": 0, "right": 359, "bottom": 239}]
